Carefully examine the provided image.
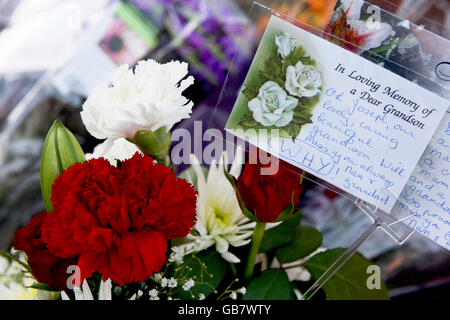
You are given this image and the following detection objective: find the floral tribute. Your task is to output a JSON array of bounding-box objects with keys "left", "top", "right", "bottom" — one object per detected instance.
[
  {"left": 324, "top": 0, "right": 393, "bottom": 54},
  {"left": 1, "top": 59, "right": 389, "bottom": 301}
]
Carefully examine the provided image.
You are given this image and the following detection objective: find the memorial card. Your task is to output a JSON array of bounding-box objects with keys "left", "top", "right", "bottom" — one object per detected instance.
[
  {"left": 397, "top": 112, "right": 450, "bottom": 250},
  {"left": 226, "top": 15, "right": 449, "bottom": 213}
]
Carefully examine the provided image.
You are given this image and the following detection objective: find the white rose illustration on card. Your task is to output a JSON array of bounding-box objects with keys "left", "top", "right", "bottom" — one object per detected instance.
[{"left": 236, "top": 31, "right": 322, "bottom": 141}]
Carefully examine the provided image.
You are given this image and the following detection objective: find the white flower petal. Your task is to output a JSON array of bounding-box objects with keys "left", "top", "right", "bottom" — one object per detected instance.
[
  {"left": 99, "top": 279, "right": 112, "bottom": 300},
  {"left": 220, "top": 251, "right": 241, "bottom": 264},
  {"left": 348, "top": 20, "right": 392, "bottom": 51},
  {"left": 86, "top": 138, "right": 141, "bottom": 166},
  {"left": 215, "top": 236, "right": 229, "bottom": 253},
  {"left": 73, "top": 286, "right": 85, "bottom": 301},
  {"left": 229, "top": 145, "right": 244, "bottom": 179},
  {"left": 285, "top": 62, "right": 321, "bottom": 98},
  {"left": 248, "top": 97, "right": 261, "bottom": 112},
  {"left": 338, "top": 0, "right": 364, "bottom": 20},
  {"left": 60, "top": 291, "right": 70, "bottom": 300},
  {"left": 181, "top": 149, "right": 254, "bottom": 265},
  {"left": 275, "top": 111, "right": 294, "bottom": 127},
  {"left": 81, "top": 280, "right": 94, "bottom": 300}
]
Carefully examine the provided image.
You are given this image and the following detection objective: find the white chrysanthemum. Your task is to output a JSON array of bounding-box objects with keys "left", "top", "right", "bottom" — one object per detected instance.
[
  {"left": 85, "top": 137, "right": 141, "bottom": 166},
  {"left": 176, "top": 147, "right": 255, "bottom": 263},
  {"left": 81, "top": 59, "right": 194, "bottom": 140},
  {"left": 60, "top": 279, "right": 112, "bottom": 300}
]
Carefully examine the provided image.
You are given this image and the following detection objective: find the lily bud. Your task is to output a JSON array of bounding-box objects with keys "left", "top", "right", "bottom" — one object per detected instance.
[
  {"left": 128, "top": 127, "right": 171, "bottom": 161},
  {"left": 41, "top": 120, "right": 85, "bottom": 211}
]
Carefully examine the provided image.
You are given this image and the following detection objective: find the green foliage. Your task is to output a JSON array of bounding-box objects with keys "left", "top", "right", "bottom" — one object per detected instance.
[
  {"left": 275, "top": 226, "right": 322, "bottom": 264},
  {"left": 284, "top": 122, "right": 302, "bottom": 142},
  {"left": 0, "top": 251, "right": 30, "bottom": 273},
  {"left": 304, "top": 248, "right": 390, "bottom": 300},
  {"left": 241, "top": 84, "right": 259, "bottom": 101},
  {"left": 27, "top": 282, "right": 60, "bottom": 292},
  {"left": 259, "top": 213, "right": 301, "bottom": 253},
  {"left": 174, "top": 250, "right": 226, "bottom": 300},
  {"left": 264, "top": 56, "right": 285, "bottom": 87},
  {"left": 222, "top": 165, "right": 259, "bottom": 222},
  {"left": 243, "top": 269, "right": 294, "bottom": 300},
  {"left": 40, "top": 120, "right": 85, "bottom": 212},
  {"left": 128, "top": 127, "right": 171, "bottom": 161},
  {"left": 285, "top": 46, "right": 307, "bottom": 68},
  {"left": 238, "top": 112, "right": 258, "bottom": 129}
]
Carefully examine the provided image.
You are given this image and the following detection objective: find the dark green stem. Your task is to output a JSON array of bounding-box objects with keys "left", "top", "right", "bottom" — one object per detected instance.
[{"left": 244, "top": 222, "right": 266, "bottom": 280}]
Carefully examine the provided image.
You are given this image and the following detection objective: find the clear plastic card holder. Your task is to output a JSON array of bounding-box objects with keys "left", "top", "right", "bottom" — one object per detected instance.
[{"left": 208, "top": 1, "right": 450, "bottom": 299}]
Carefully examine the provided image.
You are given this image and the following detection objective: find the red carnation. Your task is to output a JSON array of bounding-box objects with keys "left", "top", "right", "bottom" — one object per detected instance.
[
  {"left": 40, "top": 153, "right": 197, "bottom": 285},
  {"left": 237, "top": 157, "right": 303, "bottom": 222},
  {"left": 13, "top": 211, "right": 78, "bottom": 290}
]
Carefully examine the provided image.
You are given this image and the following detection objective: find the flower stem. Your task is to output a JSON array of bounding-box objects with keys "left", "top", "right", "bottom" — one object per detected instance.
[
  {"left": 158, "top": 155, "right": 171, "bottom": 167},
  {"left": 244, "top": 222, "right": 266, "bottom": 280}
]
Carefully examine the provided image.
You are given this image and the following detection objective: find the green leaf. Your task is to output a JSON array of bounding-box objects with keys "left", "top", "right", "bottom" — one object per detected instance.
[
  {"left": 238, "top": 113, "right": 258, "bottom": 128},
  {"left": 222, "top": 163, "right": 238, "bottom": 190},
  {"left": 259, "top": 71, "right": 271, "bottom": 83},
  {"left": 242, "top": 85, "right": 259, "bottom": 101},
  {"left": 274, "top": 77, "right": 285, "bottom": 88},
  {"left": 222, "top": 163, "right": 257, "bottom": 221},
  {"left": 292, "top": 117, "right": 313, "bottom": 126},
  {"left": 286, "top": 46, "right": 307, "bottom": 67},
  {"left": 299, "top": 94, "right": 321, "bottom": 109},
  {"left": 128, "top": 126, "right": 171, "bottom": 160},
  {"left": 243, "top": 269, "right": 294, "bottom": 300},
  {"left": 299, "top": 56, "right": 313, "bottom": 65},
  {"left": 304, "top": 248, "right": 390, "bottom": 300},
  {"left": 27, "top": 282, "right": 60, "bottom": 292},
  {"left": 275, "top": 226, "right": 322, "bottom": 264},
  {"left": 259, "top": 213, "right": 301, "bottom": 253},
  {"left": 284, "top": 123, "right": 302, "bottom": 141},
  {"left": 174, "top": 250, "right": 226, "bottom": 300},
  {"left": 0, "top": 251, "right": 31, "bottom": 273},
  {"left": 223, "top": 166, "right": 259, "bottom": 222},
  {"left": 41, "top": 120, "right": 85, "bottom": 211},
  {"left": 265, "top": 58, "right": 283, "bottom": 80},
  {"left": 272, "top": 191, "right": 297, "bottom": 223}
]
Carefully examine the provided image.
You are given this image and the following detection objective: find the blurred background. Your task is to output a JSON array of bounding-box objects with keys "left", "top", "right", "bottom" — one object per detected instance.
[{"left": 0, "top": 0, "right": 449, "bottom": 300}]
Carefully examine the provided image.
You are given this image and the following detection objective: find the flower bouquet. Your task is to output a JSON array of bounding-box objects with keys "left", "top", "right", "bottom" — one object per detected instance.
[{"left": 1, "top": 58, "right": 389, "bottom": 300}]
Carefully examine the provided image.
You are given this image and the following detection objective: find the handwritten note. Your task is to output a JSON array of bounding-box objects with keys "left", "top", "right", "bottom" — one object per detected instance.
[
  {"left": 226, "top": 16, "right": 449, "bottom": 213},
  {"left": 395, "top": 113, "right": 450, "bottom": 250}
]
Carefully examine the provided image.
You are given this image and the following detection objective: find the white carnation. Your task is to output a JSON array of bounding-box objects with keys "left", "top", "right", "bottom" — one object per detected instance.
[
  {"left": 81, "top": 59, "right": 194, "bottom": 140},
  {"left": 85, "top": 138, "right": 141, "bottom": 166}
]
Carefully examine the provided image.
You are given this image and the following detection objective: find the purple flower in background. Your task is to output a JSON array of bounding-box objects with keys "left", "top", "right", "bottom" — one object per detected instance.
[
  {"left": 132, "top": 0, "right": 253, "bottom": 98},
  {"left": 202, "top": 18, "right": 220, "bottom": 34}
]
